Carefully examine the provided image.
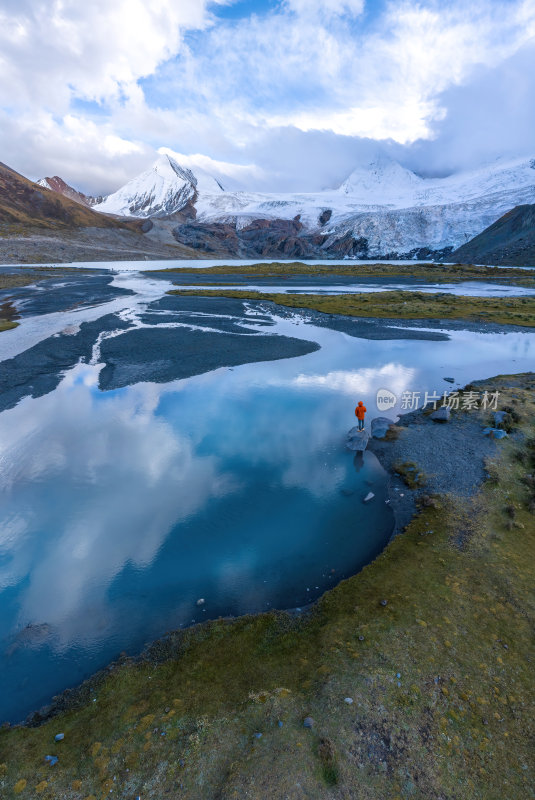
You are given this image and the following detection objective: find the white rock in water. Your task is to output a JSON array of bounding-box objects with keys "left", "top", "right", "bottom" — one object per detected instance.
[
  {"left": 61, "top": 324, "right": 81, "bottom": 336},
  {"left": 196, "top": 598, "right": 205, "bottom": 606},
  {"left": 363, "top": 492, "right": 375, "bottom": 503}
]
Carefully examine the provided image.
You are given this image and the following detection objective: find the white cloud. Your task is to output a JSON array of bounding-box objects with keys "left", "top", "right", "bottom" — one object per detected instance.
[
  {"left": 1, "top": 0, "right": 534, "bottom": 192},
  {"left": 284, "top": 0, "right": 365, "bottom": 18},
  {"left": 246, "top": 1, "right": 535, "bottom": 142},
  {"left": 0, "top": 109, "right": 154, "bottom": 193},
  {"left": 0, "top": 367, "right": 234, "bottom": 640},
  {"left": 158, "top": 146, "right": 269, "bottom": 190},
  {"left": 293, "top": 364, "right": 415, "bottom": 397},
  {"left": 0, "top": 0, "right": 219, "bottom": 110}
]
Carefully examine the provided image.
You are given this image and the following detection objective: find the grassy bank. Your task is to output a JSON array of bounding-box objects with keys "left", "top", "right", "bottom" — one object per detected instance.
[
  {"left": 0, "top": 319, "right": 18, "bottom": 332},
  {"left": 158, "top": 260, "right": 535, "bottom": 283},
  {"left": 169, "top": 288, "right": 535, "bottom": 327},
  {"left": 1, "top": 376, "right": 534, "bottom": 799}
]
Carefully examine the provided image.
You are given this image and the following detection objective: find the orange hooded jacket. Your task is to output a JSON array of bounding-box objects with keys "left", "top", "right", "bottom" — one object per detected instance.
[{"left": 355, "top": 402, "right": 366, "bottom": 420}]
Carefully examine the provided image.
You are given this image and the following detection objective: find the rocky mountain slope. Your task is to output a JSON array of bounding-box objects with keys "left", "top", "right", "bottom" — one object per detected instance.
[
  {"left": 0, "top": 162, "right": 125, "bottom": 230},
  {"left": 37, "top": 176, "right": 102, "bottom": 208},
  {"left": 452, "top": 204, "right": 535, "bottom": 266}
]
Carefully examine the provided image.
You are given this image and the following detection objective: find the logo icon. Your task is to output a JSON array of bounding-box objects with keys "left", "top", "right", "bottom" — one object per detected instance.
[{"left": 376, "top": 388, "right": 397, "bottom": 412}]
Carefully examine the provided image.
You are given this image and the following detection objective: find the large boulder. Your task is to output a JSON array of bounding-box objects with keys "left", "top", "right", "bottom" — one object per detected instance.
[
  {"left": 346, "top": 428, "right": 370, "bottom": 451},
  {"left": 371, "top": 416, "right": 395, "bottom": 439},
  {"left": 430, "top": 406, "right": 451, "bottom": 422}
]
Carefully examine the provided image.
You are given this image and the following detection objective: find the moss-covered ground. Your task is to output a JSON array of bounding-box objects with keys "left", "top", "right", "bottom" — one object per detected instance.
[
  {"left": 1, "top": 376, "right": 534, "bottom": 799},
  {"left": 158, "top": 261, "right": 535, "bottom": 284},
  {"left": 169, "top": 287, "right": 535, "bottom": 328},
  {"left": 0, "top": 319, "right": 18, "bottom": 332}
]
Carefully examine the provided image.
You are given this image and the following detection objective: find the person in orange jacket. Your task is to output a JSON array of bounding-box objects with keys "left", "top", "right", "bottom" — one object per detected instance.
[{"left": 355, "top": 400, "right": 367, "bottom": 430}]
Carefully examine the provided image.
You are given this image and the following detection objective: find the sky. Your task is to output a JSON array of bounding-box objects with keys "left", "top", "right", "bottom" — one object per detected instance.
[{"left": 0, "top": 0, "right": 534, "bottom": 194}]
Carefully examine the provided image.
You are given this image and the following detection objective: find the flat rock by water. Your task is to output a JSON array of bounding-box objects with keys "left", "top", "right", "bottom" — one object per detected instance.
[{"left": 346, "top": 428, "right": 370, "bottom": 451}]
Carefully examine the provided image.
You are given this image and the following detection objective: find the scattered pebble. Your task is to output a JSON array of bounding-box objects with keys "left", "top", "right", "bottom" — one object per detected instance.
[
  {"left": 54, "top": 733, "right": 64, "bottom": 742},
  {"left": 44, "top": 755, "right": 58, "bottom": 766},
  {"left": 253, "top": 732, "right": 263, "bottom": 739},
  {"left": 344, "top": 697, "right": 353, "bottom": 705},
  {"left": 396, "top": 673, "right": 401, "bottom": 679},
  {"left": 303, "top": 717, "right": 315, "bottom": 728},
  {"left": 278, "top": 720, "right": 283, "bottom": 728}
]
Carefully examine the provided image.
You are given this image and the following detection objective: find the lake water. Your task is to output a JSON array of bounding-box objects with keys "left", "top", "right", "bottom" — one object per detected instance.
[{"left": 1, "top": 266, "right": 534, "bottom": 723}]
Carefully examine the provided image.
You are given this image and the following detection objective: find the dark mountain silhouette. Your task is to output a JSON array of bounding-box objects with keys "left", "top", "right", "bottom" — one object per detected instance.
[{"left": 452, "top": 204, "right": 535, "bottom": 266}]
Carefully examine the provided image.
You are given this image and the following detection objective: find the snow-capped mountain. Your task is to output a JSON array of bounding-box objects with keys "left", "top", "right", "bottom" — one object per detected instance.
[
  {"left": 94, "top": 154, "right": 224, "bottom": 218},
  {"left": 188, "top": 154, "right": 535, "bottom": 255},
  {"left": 57, "top": 150, "right": 535, "bottom": 257}
]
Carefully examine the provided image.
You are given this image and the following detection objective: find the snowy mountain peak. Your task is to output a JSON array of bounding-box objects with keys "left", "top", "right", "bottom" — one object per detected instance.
[
  {"left": 339, "top": 155, "right": 423, "bottom": 202},
  {"left": 94, "top": 153, "right": 224, "bottom": 219},
  {"left": 153, "top": 154, "right": 196, "bottom": 186}
]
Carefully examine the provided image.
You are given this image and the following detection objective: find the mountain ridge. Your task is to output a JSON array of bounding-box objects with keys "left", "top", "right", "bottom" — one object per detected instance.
[
  {"left": 37, "top": 176, "right": 103, "bottom": 208},
  {"left": 34, "top": 152, "right": 535, "bottom": 260}
]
